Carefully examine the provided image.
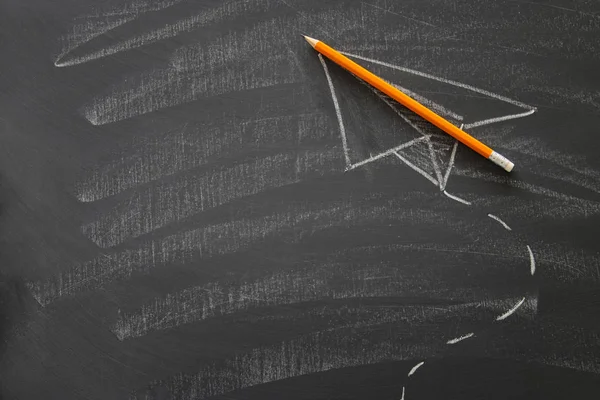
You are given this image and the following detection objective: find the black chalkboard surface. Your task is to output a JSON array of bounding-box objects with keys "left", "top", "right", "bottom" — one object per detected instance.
[{"left": 1, "top": 0, "right": 600, "bottom": 399}]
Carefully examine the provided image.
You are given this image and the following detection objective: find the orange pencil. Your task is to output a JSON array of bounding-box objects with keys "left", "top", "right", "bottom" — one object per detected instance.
[{"left": 304, "top": 36, "right": 514, "bottom": 172}]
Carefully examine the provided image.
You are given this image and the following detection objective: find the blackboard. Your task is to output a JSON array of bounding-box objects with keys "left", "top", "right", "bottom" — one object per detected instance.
[{"left": 1, "top": 0, "right": 600, "bottom": 399}]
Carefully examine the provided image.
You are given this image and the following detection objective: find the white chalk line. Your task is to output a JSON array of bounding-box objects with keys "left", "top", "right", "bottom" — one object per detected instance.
[
  {"left": 446, "top": 332, "right": 475, "bottom": 344},
  {"left": 462, "top": 109, "right": 536, "bottom": 129},
  {"left": 527, "top": 245, "right": 536, "bottom": 275},
  {"left": 392, "top": 151, "right": 439, "bottom": 186},
  {"left": 443, "top": 190, "right": 471, "bottom": 205},
  {"left": 441, "top": 141, "right": 458, "bottom": 191},
  {"left": 426, "top": 139, "right": 444, "bottom": 188},
  {"left": 400, "top": 386, "right": 405, "bottom": 400},
  {"left": 496, "top": 297, "right": 526, "bottom": 321},
  {"left": 487, "top": 214, "right": 512, "bottom": 231},
  {"left": 347, "top": 136, "right": 430, "bottom": 170},
  {"left": 407, "top": 361, "right": 425, "bottom": 376},
  {"left": 319, "top": 54, "right": 352, "bottom": 168}
]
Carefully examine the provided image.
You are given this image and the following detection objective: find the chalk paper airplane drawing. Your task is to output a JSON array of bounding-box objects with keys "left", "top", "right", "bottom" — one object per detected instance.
[
  {"left": 319, "top": 51, "right": 539, "bottom": 399},
  {"left": 318, "top": 51, "right": 537, "bottom": 192}
]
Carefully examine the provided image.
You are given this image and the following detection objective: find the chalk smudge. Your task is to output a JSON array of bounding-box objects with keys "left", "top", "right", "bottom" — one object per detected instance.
[
  {"left": 55, "top": 0, "right": 275, "bottom": 67},
  {"left": 55, "top": 0, "right": 183, "bottom": 67},
  {"left": 82, "top": 18, "right": 304, "bottom": 125},
  {"left": 76, "top": 113, "right": 334, "bottom": 202},
  {"left": 81, "top": 147, "right": 341, "bottom": 248}
]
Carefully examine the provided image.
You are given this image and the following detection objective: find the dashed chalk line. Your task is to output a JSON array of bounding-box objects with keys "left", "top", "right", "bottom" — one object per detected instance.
[
  {"left": 446, "top": 332, "right": 475, "bottom": 344},
  {"left": 487, "top": 213, "right": 512, "bottom": 231},
  {"left": 407, "top": 361, "right": 425, "bottom": 376},
  {"left": 527, "top": 245, "right": 536, "bottom": 275},
  {"left": 443, "top": 190, "right": 472, "bottom": 205},
  {"left": 496, "top": 297, "right": 526, "bottom": 321}
]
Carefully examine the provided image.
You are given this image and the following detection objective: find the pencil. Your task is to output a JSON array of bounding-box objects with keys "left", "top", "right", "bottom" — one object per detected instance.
[{"left": 303, "top": 35, "right": 515, "bottom": 172}]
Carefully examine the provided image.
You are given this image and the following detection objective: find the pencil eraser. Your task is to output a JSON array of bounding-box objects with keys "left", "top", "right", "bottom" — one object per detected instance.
[{"left": 489, "top": 151, "right": 514, "bottom": 172}]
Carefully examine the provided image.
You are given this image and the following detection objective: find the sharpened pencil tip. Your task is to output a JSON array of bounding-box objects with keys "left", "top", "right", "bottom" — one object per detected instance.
[{"left": 303, "top": 35, "right": 319, "bottom": 48}]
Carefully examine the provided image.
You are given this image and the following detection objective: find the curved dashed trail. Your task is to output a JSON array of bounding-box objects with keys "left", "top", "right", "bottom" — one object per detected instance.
[
  {"left": 319, "top": 51, "right": 538, "bottom": 398},
  {"left": 400, "top": 191, "right": 537, "bottom": 398}
]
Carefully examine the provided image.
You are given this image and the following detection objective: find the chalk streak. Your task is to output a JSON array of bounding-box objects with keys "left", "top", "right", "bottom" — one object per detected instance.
[
  {"left": 426, "top": 139, "right": 444, "bottom": 187},
  {"left": 400, "top": 386, "right": 405, "bottom": 400},
  {"left": 82, "top": 20, "right": 302, "bottom": 125},
  {"left": 319, "top": 53, "right": 351, "bottom": 168},
  {"left": 393, "top": 150, "right": 439, "bottom": 186},
  {"left": 446, "top": 332, "right": 474, "bottom": 344},
  {"left": 527, "top": 245, "right": 536, "bottom": 275},
  {"left": 496, "top": 297, "right": 526, "bottom": 321},
  {"left": 487, "top": 214, "right": 512, "bottom": 231},
  {"left": 407, "top": 361, "right": 425, "bottom": 376},
  {"left": 81, "top": 148, "right": 341, "bottom": 248},
  {"left": 443, "top": 190, "right": 471, "bottom": 205},
  {"left": 137, "top": 325, "right": 446, "bottom": 400},
  {"left": 77, "top": 113, "right": 332, "bottom": 202},
  {"left": 55, "top": 0, "right": 273, "bottom": 67},
  {"left": 35, "top": 195, "right": 481, "bottom": 305},
  {"left": 54, "top": 0, "right": 183, "bottom": 66},
  {"left": 114, "top": 286, "right": 539, "bottom": 339}
]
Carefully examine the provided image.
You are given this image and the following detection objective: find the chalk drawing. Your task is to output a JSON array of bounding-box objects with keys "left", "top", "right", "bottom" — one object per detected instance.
[
  {"left": 319, "top": 51, "right": 537, "bottom": 194},
  {"left": 39, "top": 24, "right": 547, "bottom": 398}
]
